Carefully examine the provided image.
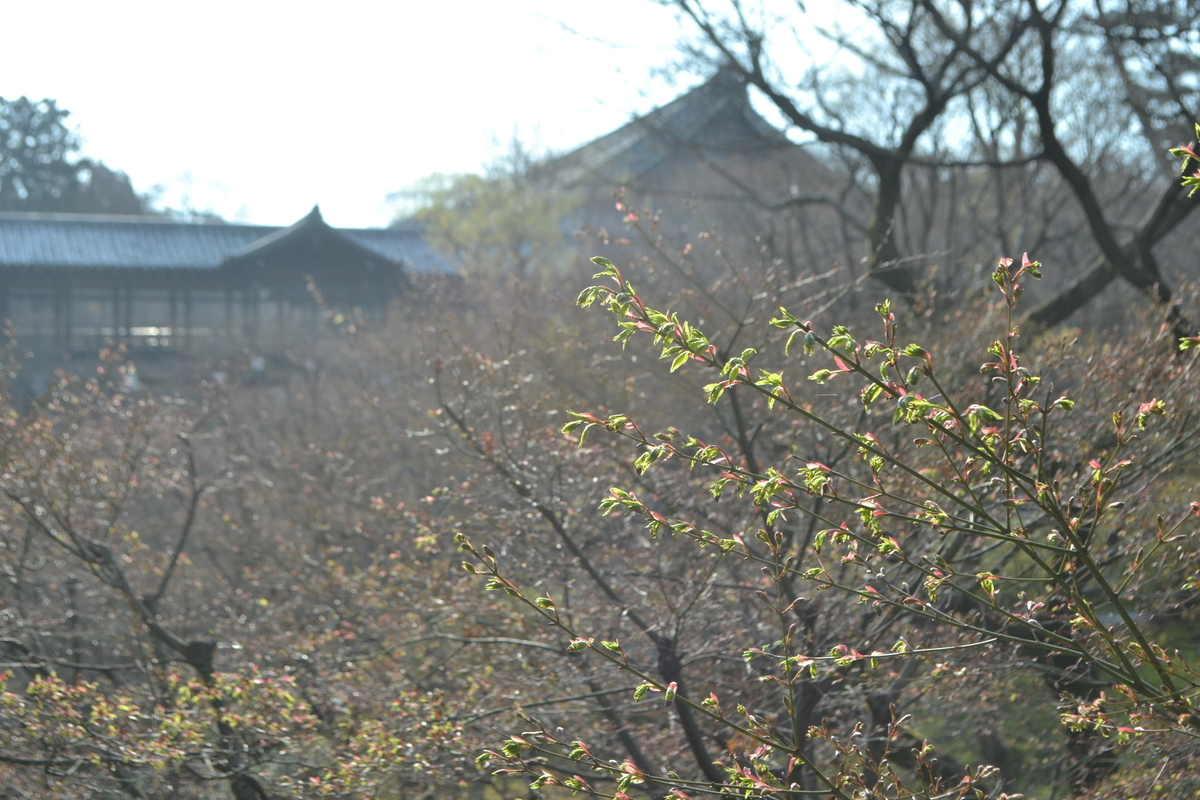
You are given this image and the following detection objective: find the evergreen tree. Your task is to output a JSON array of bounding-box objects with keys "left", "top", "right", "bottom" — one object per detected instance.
[{"left": 0, "top": 95, "right": 146, "bottom": 214}]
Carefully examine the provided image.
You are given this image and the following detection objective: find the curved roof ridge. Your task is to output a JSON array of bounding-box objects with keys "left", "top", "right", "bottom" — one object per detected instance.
[
  {"left": 0, "top": 208, "right": 451, "bottom": 273},
  {"left": 552, "top": 65, "right": 790, "bottom": 184},
  {"left": 221, "top": 205, "right": 403, "bottom": 268}
]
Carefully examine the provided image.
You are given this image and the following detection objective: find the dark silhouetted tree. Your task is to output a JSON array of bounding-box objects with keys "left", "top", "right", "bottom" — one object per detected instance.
[{"left": 0, "top": 95, "right": 146, "bottom": 214}]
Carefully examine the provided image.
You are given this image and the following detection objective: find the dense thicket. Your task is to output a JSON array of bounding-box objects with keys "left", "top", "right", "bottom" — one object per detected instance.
[
  {"left": 0, "top": 198, "right": 1196, "bottom": 798},
  {"left": 4, "top": 3, "right": 1200, "bottom": 797}
]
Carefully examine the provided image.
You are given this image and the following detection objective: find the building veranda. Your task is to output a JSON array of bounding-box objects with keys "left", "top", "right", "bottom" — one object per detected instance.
[{"left": 0, "top": 206, "right": 444, "bottom": 355}]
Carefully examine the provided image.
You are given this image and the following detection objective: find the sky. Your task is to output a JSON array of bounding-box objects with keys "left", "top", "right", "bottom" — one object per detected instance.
[{"left": 0, "top": 1, "right": 697, "bottom": 228}]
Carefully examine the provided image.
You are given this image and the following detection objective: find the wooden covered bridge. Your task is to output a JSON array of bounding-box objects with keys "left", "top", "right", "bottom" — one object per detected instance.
[{"left": 0, "top": 206, "right": 444, "bottom": 354}]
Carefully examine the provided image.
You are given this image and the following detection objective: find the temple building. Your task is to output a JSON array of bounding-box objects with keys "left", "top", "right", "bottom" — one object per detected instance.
[
  {"left": 0, "top": 67, "right": 836, "bottom": 367},
  {"left": 552, "top": 65, "right": 797, "bottom": 193},
  {"left": 549, "top": 67, "right": 849, "bottom": 280},
  {"left": 0, "top": 206, "right": 443, "bottom": 354}
]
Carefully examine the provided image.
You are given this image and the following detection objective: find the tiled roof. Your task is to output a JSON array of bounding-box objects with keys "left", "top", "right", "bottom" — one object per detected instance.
[
  {"left": 0, "top": 210, "right": 450, "bottom": 273},
  {"left": 554, "top": 66, "right": 791, "bottom": 185},
  {"left": 344, "top": 224, "right": 439, "bottom": 268}
]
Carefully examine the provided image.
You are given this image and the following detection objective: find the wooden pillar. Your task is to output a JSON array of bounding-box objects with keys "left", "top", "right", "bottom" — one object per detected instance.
[
  {"left": 0, "top": 275, "right": 9, "bottom": 337},
  {"left": 63, "top": 281, "right": 72, "bottom": 352},
  {"left": 0, "top": 275, "right": 8, "bottom": 340},
  {"left": 124, "top": 285, "right": 133, "bottom": 346},
  {"left": 243, "top": 288, "right": 255, "bottom": 340},
  {"left": 112, "top": 284, "right": 121, "bottom": 342},
  {"left": 53, "top": 283, "right": 64, "bottom": 352},
  {"left": 169, "top": 285, "right": 178, "bottom": 348},
  {"left": 184, "top": 284, "right": 193, "bottom": 351}
]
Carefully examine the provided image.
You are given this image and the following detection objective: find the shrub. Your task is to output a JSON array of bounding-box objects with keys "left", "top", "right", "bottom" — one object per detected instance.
[{"left": 459, "top": 254, "right": 1200, "bottom": 798}]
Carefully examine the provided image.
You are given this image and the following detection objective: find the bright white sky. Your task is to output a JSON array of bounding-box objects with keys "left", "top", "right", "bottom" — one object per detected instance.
[{"left": 0, "top": 0, "right": 697, "bottom": 228}]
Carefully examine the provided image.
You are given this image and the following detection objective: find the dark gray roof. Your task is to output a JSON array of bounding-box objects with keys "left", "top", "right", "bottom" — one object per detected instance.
[
  {"left": 345, "top": 224, "right": 440, "bottom": 268},
  {"left": 0, "top": 210, "right": 451, "bottom": 273},
  {"left": 554, "top": 67, "right": 791, "bottom": 186}
]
